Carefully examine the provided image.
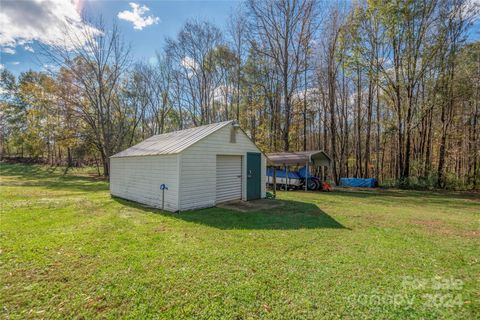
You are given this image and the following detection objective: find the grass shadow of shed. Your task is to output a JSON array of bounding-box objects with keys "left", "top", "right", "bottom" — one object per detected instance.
[{"left": 114, "top": 197, "right": 347, "bottom": 231}]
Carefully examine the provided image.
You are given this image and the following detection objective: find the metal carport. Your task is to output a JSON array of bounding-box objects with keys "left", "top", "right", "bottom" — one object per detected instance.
[{"left": 266, "top": 150, "right": 332, "bottom": 194}]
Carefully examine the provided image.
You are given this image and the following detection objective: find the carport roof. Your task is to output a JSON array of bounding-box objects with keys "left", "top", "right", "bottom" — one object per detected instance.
[
  {"left": 266, "top": 151, "right": 332, "bottom": 166},
  {"left": 111, "top": 120, "right": 233, "bottom": 158}
]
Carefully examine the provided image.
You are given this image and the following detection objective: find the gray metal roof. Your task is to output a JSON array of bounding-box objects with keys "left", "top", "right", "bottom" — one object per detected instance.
[
  {"left": 266, "top": 150, "right": 332, "bottom": 166},
  {"left": 111, "top": 120, "right": 233, "bottom": 158}
]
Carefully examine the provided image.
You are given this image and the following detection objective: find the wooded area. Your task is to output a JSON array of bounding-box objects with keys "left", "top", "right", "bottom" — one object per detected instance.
[{"left": 1, "top": 0, "right": 479, "bottom": 189}]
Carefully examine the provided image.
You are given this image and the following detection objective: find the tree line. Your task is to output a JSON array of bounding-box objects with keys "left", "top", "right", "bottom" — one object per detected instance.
[{"left": 1, "top": 0, "right": 479, "bottom": 189}]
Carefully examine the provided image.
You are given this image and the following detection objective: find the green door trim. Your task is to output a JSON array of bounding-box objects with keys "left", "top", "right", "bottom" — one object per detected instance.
[{"left": 246, "top": 152, "right": 261, "bottom": 200}]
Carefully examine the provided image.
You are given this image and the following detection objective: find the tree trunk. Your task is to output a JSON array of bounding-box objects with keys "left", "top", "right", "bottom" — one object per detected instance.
[
  {"left": 355, "top": 65, "right": 362, "bottom": 177},
  {"left": 365, "top": 72, "right": 374, "bottom": 178}
]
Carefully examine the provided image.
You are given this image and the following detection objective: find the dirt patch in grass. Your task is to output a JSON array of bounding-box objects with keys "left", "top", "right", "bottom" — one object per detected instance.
[
  {"left": 412, "top": 219, "right": 479, "bottom": 239},
  {"left": 216, "top": 199, "right": 283, "bottom": 212},
  {"left": 154, "top": 225, "right": 168, "bottom": 232}
]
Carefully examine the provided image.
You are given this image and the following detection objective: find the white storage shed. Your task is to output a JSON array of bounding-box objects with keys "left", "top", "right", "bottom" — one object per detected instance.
[{"left": 110, "top": 121, "right": 266, "bottom": 212}]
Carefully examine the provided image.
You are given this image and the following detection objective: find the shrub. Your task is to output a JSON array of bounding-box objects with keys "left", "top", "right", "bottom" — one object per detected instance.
[{"left": 378, "top": 173, "right": 474, "bottom": 191}]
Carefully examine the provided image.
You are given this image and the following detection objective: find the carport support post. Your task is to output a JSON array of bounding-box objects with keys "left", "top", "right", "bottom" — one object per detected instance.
[
  {"left": 273, "top": 166, "right": 277, "bottom": 195},
  {"left": 305, "top": 161, "right": 308, "bottom": 191}
]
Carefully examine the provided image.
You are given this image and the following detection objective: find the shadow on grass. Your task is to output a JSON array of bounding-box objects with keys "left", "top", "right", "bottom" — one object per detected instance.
[
  {"left": 0, "top": 163, "right": 108, "bottom": 193},
  {"left": 321, "top": 188, "right": 480, "bottom": 209},
  {"left": 332, "top": 188, "right": 478, "bottom": 199},
  {"left": 113, "top": 197, "right": 348, "bottom": 230}
]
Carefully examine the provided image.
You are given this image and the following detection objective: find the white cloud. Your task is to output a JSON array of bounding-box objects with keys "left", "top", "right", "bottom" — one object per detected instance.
[
  {"left": 148, "top": 55, "right": 158, "bottom": 66},
  {"left": 24, "top": 45, "right": 35, "bottom": 52},
  {"left": 181, "top": 56, "right": 198, "bottom": 78},
  {"left": 42, "top": 63, "right": 58, "bottom": 73},
  {"left": 1, "top": 47, "right": 15, "bottom": 54},
  {"left": 471, "top": 0, "right": 480, "bottom": 20},
  {"left": 118, "top": 2, "right": 160, "bottom": 30},
  {"left": 0, "top": 64, "right": 4, "bottom": 70},
  {"left": 181, "top": 56, "right": 198, "bottom": 70},
  {"left": 180, "top": 56, "right": 200, "bottom": 78},
  {"left": 213, "top": 84, "right": 235, "bottom": 102},
  {"left": 11, "top": 61, "right": 20, "bottom": 65},
  {"left": 0, "top": 0, "right": 100, "bottom": 51}
]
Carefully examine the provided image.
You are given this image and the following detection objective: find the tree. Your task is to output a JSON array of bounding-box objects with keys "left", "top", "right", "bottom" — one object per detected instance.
[
  {"left": 436, "top": 0, "right": 472, "bottom": 187},
  {"left": 45, "top": 20, "right": 131, "bottom": 176},
  {"left": 1, "top": 2, "right": 478, "bottom": 189},
  {"left": 247, "top": 0, "right": 317, "bottom": 151},
  {"left": 165, "top": 20, "right": 223, "bottom": 125},
  {"left": 227, "top": 8, "right": 248, "bottom": 121}
]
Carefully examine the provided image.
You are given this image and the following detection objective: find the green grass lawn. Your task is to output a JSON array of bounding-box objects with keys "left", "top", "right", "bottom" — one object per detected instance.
[{"left": 1, "top": 163, "right": 479, "bottom": 319}]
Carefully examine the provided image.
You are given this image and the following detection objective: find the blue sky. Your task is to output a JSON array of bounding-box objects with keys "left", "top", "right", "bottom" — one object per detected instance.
[
  {"left": 0, "top": 0, "right": 479, "bottom": 77},
  {"left": 90, "top": 0, "right": 240, "bottom": 60},
  {"left": 0, "top": 0, "right": 240, "bottom": 76}
]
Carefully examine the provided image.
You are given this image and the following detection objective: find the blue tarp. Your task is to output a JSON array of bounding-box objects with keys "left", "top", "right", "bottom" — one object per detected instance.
[
  {"left": 339, "top": 178, "right": 378, "bottom": 188},
  {"left": 266, "top": 168, "right": 301, "bottom": 179},
  {"left": 267, "top": 166, "right": 317, "bottom": 179},
  {"left": 297, "top": 166, "right": 311, "bottom": 179}
]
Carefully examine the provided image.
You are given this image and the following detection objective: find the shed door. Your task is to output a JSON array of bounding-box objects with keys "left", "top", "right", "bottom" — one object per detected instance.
[
  {"left": 216, "top": 155, "right": 242, "bottom": 203},
  {"left": 247, "top": 152, "right": 261, "bottom": 200}
]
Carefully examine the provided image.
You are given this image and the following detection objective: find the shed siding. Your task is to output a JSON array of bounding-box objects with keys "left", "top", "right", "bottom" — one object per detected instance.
[
  {"left": 179, "top": 125, "right": 266, "bottom": 211},
  {"left": 110, "top": 155, "right": 179, "bottom": 211}
]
